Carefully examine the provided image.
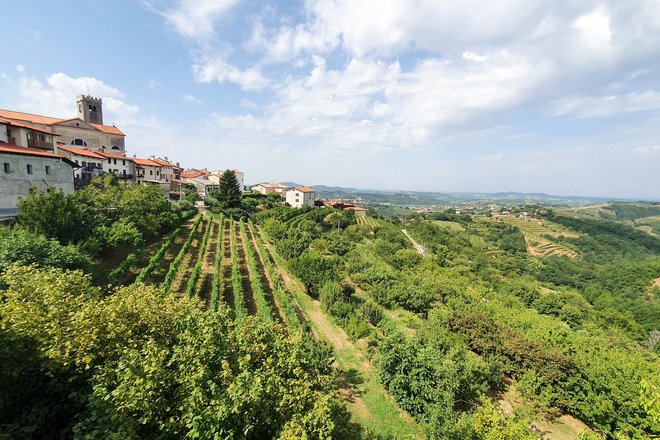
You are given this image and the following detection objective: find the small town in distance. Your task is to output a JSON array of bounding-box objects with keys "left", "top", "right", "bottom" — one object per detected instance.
[{"left": 0, "top": 95, "right": 369, "bottom": 220}]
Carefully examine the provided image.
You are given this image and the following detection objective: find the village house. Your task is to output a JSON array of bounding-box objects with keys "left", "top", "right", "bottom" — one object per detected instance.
[
  {"left": 150, "top": 157, "right": 180, "bottom": 182},
  {"left": 133, "top": 157, "right": 163, "bottom": 184},
  {"left": 96, "top": 149, "right": 136, "bottom": 181},
  {"left": 285, "top": 186, "right": 317, "bottom": 208},
  {"left": 56, "top": 145, "right": 106, "bottom": 185},
  {"left": 0, "top": 116, "right": 58, "bottom": 151},
  {"left": 252, "top": 182, "right": 290, "bottom": 196},
  {"left": 0, "top": 95, "right": 126, "bottom": 153},
  {"left": 326, "top": 200, "right": 367, "bottom": 216},
  {"left": 0, "top": 144, "right": 76, "bottom": 218},
  {"left": 208, "top": 169, "right": 246, "bottom": 192}
]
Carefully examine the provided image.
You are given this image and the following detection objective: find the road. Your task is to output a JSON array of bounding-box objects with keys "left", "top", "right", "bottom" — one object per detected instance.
[{"left": 401, "top": 229, "right": 425, "bottom": 255}]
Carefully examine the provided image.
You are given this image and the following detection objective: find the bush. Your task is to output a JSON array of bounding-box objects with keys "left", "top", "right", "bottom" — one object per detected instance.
[
  {"left": 0, "top": 265, "right": 355, "bottom": 439},
  {"left": 289, "top": 253, "right": 339, "bottom": 298},
  {"left": 0, "top": 227, "right": 94, "bottom": 275}
]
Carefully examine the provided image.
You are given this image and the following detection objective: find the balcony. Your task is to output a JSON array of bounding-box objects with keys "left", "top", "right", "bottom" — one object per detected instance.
[
  {"left": 7, "top": 136, "right": 16, "bottom": 145},
  {"left": 27, "top": 138, "right": 53, "bottom": 150}
]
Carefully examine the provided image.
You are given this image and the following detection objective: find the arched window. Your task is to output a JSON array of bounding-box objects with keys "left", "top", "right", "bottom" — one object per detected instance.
[
  {"left": 71, "top": 138, "right": 87, "bottom": 146},
  {"left": 111, "top": 145, "right": 121, "bottom": 150}
]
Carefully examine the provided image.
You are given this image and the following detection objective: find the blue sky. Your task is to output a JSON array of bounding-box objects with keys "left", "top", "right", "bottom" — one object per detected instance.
[{"left": 1, "top": 0, "right": 659, "bottom": 199}]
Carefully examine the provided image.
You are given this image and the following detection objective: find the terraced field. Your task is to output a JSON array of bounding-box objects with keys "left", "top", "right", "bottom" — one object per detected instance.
[
  {"left": 356, "top": 215, "right": 381, "bottom": 227},
  {"left": 133, "top": 213, "right": 301, "bottom": 328},
  {"left": 487, "top": 216, "right": 580, "bottom": 259}
]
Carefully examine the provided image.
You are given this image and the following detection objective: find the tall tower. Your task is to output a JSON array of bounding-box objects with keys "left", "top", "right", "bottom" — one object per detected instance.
[{"left": 76, "top": 95, "right": 103, "bottom": 125}]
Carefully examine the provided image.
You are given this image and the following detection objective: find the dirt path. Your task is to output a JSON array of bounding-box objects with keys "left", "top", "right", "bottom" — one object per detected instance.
[
  {"left": 198, "top": 220, "right": 218, "bottom": 308},
  {"left": 256, "top": 225, "right": 423, "bottom": 438},
  {"left": 234, "top": 222, "right": 257, "bottom": 316},
  {"left": 401, "top": 229, "right": 425, "bottom": 255}
]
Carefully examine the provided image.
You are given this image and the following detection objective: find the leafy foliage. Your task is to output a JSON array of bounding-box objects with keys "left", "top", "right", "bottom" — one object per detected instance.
[{"left": 0, "top": 265, "right": 355, "bottom": 439}]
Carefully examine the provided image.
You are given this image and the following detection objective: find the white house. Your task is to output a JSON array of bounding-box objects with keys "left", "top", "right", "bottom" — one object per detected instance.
[
  {"left": 0, "top": 144, "right": 76, "bottom": 217},
  {"left": 133, "top": 158, "right": 162, "bottom": 184},
  {"left": 96, "top": 150, "right": 135, "bottom": 181},
  {"left": 56, "top": 145, "right": 105, "bottom": 183},
  {"left": 285, "top": 186, "right": 317, "bottom": 208},
  {"left": 252, "top": 182, "right": 290, "bottom": 196}
]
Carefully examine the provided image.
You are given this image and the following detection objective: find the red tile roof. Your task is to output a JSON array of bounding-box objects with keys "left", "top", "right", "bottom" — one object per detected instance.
[
  {"left": 89, "top": 122, "right": 124, "bottom": 136},
  {"left": 97, "top": 150, "right": 130, "bottom": 160},
  {"left": 132, "top": 157, "right": 161, "bottom": 166},
  {"left": 344, "top": 206, "right": 367, "bottom": 212},
  {"left": 0, "top": 109, "right": 125, "bottom": 136},
  {"left": 181, "top": 171, "right": 205, "bottom": 178},
  {"left": 294, "top": 186, "right": 316, "bottom": 193},
  {"left": 0, "top": 117, "right": 59, "bottom": 136},
  {"left": 58, "top": 145, "right": 105, "bottom": 159},
  {"left": 0, "top": 109, "right": 62, "bottom": 126},
  {"left": 0, "top": 144, "right": 76, "bottom": 166}
]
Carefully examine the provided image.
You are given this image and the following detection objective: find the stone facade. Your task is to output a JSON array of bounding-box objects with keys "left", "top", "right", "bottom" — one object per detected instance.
[{"left": 0, "top": 148, "right": 75, "bottom": 213}]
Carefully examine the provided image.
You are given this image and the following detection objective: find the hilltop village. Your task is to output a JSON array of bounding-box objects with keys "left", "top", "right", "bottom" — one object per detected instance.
[{"left": 0, "top": 95, "right": 367, "bottom": 220}]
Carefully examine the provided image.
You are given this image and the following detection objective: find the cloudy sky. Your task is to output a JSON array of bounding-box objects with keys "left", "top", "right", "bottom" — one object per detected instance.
[{"left": 1, "top": 1, "right": 659, "bottom": 199}]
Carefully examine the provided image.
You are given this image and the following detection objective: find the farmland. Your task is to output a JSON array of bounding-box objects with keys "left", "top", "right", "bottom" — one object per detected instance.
[
  {"left": 125, "top": 210, "right": 421, "bottom": 437},
  {"left": 132, "top": 213, "right": 301, "bottom": 329},
  {"left": 482, "top": 215, "right": 580, "bottom": 259}
]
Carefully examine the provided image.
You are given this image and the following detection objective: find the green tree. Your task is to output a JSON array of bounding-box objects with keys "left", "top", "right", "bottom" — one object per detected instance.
[
  {"left": 17, "top": 187, "right": 100, "bottom": 244},
  {"left": 215, "top": 169, "right": 242, "bottom": 209}
]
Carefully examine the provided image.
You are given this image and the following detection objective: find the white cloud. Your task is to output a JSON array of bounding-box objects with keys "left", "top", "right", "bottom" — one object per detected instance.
[
  {"left": 462, "top": 51, "right": 487, "bottom": 62},
  {"left": 15, "top": 64, "right": 25, "bottom": 73},
  {"left": 183, "top": 94, "right": 202, "bottom": 104},
  {"left": 632, "top": 145, "right": 660, "bottom": 156},
  {"left": 153, "top": 0, "right": 240, "bottom": 41},
  {"left": 552, "top": 91, "right": 660, "bottom": 118},
  {"left": 574, "top": 7, "right": 612, "bottom": 50},
  {"left": 148, "top": 79, "right": 162, "bottom": 89},
  {"left": 192, "top": 56, "right": 269, "bottom": 90}
]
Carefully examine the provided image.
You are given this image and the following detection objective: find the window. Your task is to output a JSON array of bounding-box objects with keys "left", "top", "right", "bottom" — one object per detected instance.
[
  {"left": 26, "top": 164, "right": 33, "bottom": 174},
  {"left": 45, "top": 165, "right": 50, "bottom": 175},
  {"left": 122, "top": 160, "right": 125, "bottom": 165},
  {"left": 3, "top": 163, "right": 9, "bottom": 173},
  {"left": 150, "top": 169, "right": 153, "bottom": 175},
  {"left": 71, "top": 138, "right": 87, "bottom": 146},
  {"left": 111, "top": 145, "right": 120, "bottom": 150},
  {"left": 113, "top": 159, "right": 117, "bottom": 165}
]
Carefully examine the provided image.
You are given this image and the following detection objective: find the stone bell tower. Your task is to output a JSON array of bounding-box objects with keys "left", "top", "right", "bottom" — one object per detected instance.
[{"left": 76, "top": 95, "right": 103, "bottom": 125}]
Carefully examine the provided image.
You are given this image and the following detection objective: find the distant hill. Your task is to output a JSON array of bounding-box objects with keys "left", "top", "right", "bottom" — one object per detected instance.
[
  {"left": 309, "top": 185, "right": 633, "bottom": 208},
  {"left": 560, "top": 202, "right": 660, "bottom": 236}
]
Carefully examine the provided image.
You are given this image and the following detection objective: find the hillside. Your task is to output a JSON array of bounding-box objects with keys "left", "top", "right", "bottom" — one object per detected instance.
[
  {"left": 310, "top": 185, "right": 643, "bottom": 211},
  {"left": 2, "top": 184, "right": 659, "bottom": 439},
  {"left": 560, "top": 202, "right": 660, "bottom": 236}
]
